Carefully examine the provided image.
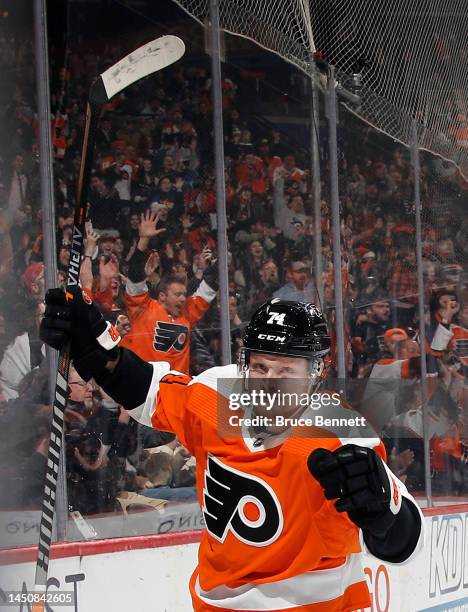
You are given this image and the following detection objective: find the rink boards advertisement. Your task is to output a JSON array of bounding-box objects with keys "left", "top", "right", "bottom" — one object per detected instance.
[{"left": 0, "top": 506, "right": 467, "bottom": 612}]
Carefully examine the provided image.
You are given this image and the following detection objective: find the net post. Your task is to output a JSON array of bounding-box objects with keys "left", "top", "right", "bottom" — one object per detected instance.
[
  {"left": 326, "top": 66, "right": 347, "bottom": 391},
  {"left": 310, "top": 60, "right": 324, "bottom": 306},
  {"left": 33, "top": 0, "right": 58, "bottom": 395},
  {"left": 33, "top": 0, "right": 68, "bottom": 541},
  {"left": 209, "top": 0, "right": 231, "bottom": 366},
  {"left": 411, "top": 118, "right": 433, "bottom": 508}
]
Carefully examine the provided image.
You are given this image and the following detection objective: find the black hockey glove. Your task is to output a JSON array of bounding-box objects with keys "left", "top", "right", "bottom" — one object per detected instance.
[
  {"left": 307, "top": 444, "right": 401, "bottom": 538},
  {"left": 40, "top": 287, "right": 121, "bottom": 381}
]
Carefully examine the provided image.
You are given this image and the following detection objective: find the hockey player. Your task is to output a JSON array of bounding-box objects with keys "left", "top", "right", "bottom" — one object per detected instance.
[{"left": 40, "top": 289, "right": 423, "bottom": 612}]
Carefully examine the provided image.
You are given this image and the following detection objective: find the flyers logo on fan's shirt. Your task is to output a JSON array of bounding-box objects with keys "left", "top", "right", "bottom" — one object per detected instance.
[
  {"left": 203, "top": 456, "right": 283, "bottom": 546},
  {"left": 153, "top": 321, "right": 189, "bottom": 352}
]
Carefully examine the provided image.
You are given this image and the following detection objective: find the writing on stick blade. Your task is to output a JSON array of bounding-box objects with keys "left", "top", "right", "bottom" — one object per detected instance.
[{"left": 90, "top": 35, "right": 185, "bottom": 104}]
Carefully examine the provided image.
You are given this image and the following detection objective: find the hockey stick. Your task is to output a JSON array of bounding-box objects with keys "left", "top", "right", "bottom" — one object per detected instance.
[{"left": 32, "top": 35, "right": 185, "bottom": 608}]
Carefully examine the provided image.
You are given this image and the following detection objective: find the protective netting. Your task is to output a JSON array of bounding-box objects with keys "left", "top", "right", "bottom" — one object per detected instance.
[
  {"left": 173, "top": 0, "right": 315, "bottom": 71},
  {"left": 174, "top": 0, "right": 468, "bottom": 177}
]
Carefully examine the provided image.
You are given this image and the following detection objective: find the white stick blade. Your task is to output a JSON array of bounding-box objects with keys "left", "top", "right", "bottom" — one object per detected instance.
[{"left": 100, "top": 35, "right": 186, "bottom": 99}]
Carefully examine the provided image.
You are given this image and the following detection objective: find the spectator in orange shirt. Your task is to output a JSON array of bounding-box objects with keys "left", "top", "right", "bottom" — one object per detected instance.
[{"left": 120, "top": 211, "right": 217, "bottom": 373}]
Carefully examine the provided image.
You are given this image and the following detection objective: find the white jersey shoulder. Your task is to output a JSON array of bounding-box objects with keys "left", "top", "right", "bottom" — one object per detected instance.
[{"left": 127, "top": 362, "right": 238, "bottom": 427}]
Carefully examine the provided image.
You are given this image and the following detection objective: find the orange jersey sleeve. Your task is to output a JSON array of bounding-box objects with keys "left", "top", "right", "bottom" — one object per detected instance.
[
  {"left": 183, "top": 279, "right": 216, "bottom": 327},
  {"left": 123, "top": 284, "right": 152, "bottom": 321}
]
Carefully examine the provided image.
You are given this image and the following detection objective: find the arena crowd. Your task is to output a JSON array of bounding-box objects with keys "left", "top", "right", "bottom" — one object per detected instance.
[{"left": 0, "top": 22, "right": 467, "bottom": 530}]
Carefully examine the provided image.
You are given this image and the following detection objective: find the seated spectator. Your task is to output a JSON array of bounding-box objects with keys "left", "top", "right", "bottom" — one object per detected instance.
[
  {"left": 352, "top": 298, "right": 391, "bottom": 365},
  {"left": 95, "top": 116, "right": 113, "bottom": 150},
  {"left": 134, "top": 157, "right": 157, "bottom": 205},
  {"left": 230, "top": 185, "right": 258, "bottom": 226},
  {"left": 235, "top": 239, "right": 268, "bottom": 289},
  {"left": 153, "top": 174, "right": 183, "bottom": 212},
  {"left": 0, "top": 301, "right": 44, "bottom": 400},
  {"left": 88, "top": 172, "right": 121, "bottom": 232},
  {"left": 0, "top": 365, "right": 50, "bottom": 509},
  {"left": 21, "top": 261, "right": 45, "bottom": 304},
  {"left": 65, "top": 366, "right": 136, "bottom": 516},
  {"left": 248, "top": 258, "right": 280, "bottom": 311},
  {"left": 137, "top": 440, "right": 197, "bottom": 502},
  {"left": 186, "top": 215, "right": 216, "bottom": 254},
  {"left": 435, "top": 239, "right": 459, "bottom": 281},
  {"left": 189, "top": 327, "right": 218, "bottom": 375},
  {"left": 194, "top": 175, "right": 216, "bottom": 214},
  {"left": 273, "top": 260, "right": 316, "bottom": 303},
  {"left": 120, "top": 212, "right": 140, "bottom": 251}
]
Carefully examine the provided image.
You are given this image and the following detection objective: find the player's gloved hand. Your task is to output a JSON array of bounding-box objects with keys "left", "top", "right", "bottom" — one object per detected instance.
[
  {"left": 307, "top": 444, "right": 402, "bottom": 538},
  {"left": 40, "top": 286, "right": 121, "bottom": 381}
]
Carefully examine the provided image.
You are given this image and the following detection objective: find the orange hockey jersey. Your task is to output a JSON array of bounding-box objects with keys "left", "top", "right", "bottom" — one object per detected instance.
[
  {"left": 121, "top": 279, "right": 215, "bottom": 373},
  {"left": 431, "top": 321, "right": 468, "bottom": 364},
  {"left": 128, "top": 363, "right": 424, "bottom": 612}
]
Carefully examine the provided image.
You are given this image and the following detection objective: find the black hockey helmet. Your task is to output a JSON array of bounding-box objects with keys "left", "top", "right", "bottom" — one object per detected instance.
[{"left": 241, "top": 298, "right": 331, "bottom": 360}]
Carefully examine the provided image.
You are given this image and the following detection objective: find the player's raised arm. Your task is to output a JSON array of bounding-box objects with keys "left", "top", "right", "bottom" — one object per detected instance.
[
  {"left": 40, "top": 286, "right": 199, "bottom": 453},
  {"left": 40, "top": 287, "right": 154, "bottom": 408},
  {"left": 39, "top": 285, "right": 164, "bottom": 424}
]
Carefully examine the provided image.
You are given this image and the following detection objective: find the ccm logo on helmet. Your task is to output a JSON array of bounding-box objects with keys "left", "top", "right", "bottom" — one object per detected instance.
[{"left": 258, "top": 333, "right": 286, "bottom": 342}]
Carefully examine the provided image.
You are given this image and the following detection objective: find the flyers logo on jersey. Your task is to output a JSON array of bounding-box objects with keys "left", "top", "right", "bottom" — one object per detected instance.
[
  {"left": 153, "top": 321, "right": 189, "bottom": 352},
  {"left": 203, "top": 456, "right": 283, "bottom": 547}
]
